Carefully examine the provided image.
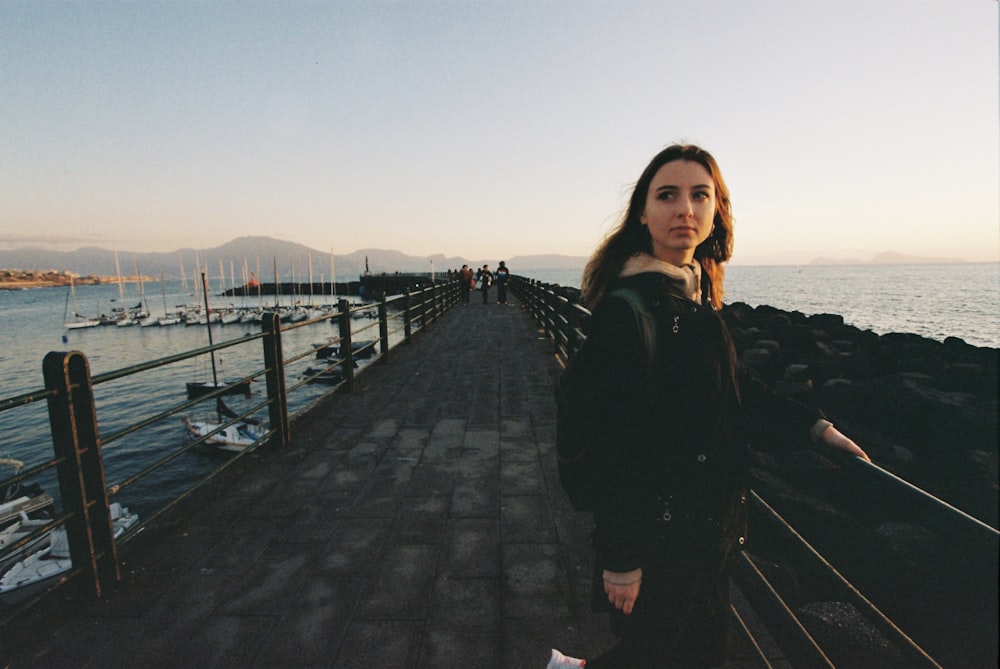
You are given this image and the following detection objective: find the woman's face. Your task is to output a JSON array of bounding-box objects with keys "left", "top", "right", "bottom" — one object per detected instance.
[{"left": 640, "top": 160, "right": 716, "bottom": 266}]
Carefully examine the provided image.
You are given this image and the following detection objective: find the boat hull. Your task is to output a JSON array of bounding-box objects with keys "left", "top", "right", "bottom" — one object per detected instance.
[{"left": 185, "top": 380, "right": 252, "bottom": 399}]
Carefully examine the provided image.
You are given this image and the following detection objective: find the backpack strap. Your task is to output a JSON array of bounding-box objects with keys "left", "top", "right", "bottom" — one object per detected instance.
[{"left": 608, "top": 288, "right": 656, "bottom": 365}]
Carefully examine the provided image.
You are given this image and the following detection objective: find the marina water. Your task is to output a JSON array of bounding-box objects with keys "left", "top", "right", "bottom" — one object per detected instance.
[
  {"left": 0, "top": 280, "right": 374, "bottom": 515},
  {"left": 1, "top": 263, "right": 997, "bottom": 518}
]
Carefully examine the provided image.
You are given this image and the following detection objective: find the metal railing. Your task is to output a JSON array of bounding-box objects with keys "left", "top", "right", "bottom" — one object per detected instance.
[
  {"left": 0, "top": 279, "right": 459, "bottom": 622},
  {"left": 509, "top": 275, "right": 999, "bottom": 668}
]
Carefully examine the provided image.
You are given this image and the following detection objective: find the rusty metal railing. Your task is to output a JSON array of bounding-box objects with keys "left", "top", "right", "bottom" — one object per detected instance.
[
  {"left": 0, "top": 278, "right": 459, "bottom": 623},
  {"left": 509, "top": 274, "right": 999, "bottom": 668}
]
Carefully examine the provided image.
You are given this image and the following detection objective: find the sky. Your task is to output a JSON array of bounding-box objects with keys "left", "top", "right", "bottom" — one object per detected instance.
[{"left": 1, "top": 0, "right": 998, "bottom": 266}]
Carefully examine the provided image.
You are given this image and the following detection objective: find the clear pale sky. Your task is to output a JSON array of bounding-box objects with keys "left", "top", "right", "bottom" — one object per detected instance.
[{"left": 2, "top": 1, "right": 998, "bottom": 266}]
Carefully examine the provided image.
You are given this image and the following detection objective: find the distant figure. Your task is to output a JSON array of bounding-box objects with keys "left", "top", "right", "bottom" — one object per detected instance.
[
  {"left": 459, "top": 264, "right": 474, "bottom": 305},
  {"left": 476, "top": 264, "right": 493, "bottom": 304},
  {"left": 494, "top": 261, "right": 510, "bottom": 304}
]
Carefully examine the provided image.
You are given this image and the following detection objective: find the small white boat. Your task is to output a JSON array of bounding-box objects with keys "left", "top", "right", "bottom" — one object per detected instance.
[
  {"left": 0, "top": 513, "right": 54, "bottom": 574},
  {"left": 0, "top": 457, "right": 54, "bottom": 527},
  {"left": 64, "top": 315, "right": 100, "bottom": 329},
  {"left": 182, "top": 415, "right": 266, "bottom": 453},
  {"left": 0, "top": 502, "right": 139, "bottom": 599},
  {"left": 0, "top": 493, "right": 54, "bottom": 529}
]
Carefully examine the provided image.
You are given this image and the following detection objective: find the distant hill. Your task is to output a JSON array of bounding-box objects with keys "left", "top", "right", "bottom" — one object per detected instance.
[
  {"left": 0, "top": 236, "right": 588, "bottom": 281},
  {"left": 810, "top": 251, "right": 965, "bottom": 265},
  {"left": 506, "top": 254, "right": 587, "bottom": 270}
]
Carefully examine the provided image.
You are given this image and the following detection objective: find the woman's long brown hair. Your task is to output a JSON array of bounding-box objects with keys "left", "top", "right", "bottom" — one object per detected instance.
[{"left": 581, "top": 144, "right": 734, "bottom": 309}]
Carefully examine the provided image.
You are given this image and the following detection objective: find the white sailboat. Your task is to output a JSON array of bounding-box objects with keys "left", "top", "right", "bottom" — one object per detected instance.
[
  {"left": 62, "top": 277, "right": 99, "bottom": 329},
  {"left": 182, "top": 404, "right": 265, "bottom": 453}
]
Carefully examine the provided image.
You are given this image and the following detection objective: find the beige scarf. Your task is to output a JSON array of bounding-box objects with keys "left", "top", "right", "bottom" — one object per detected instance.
[{"left": 620, "top": 253, "right": 702, "bottom": 303}]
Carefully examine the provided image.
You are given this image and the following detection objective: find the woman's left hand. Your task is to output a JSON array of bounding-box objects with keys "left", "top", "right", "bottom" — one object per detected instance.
[{"left": 821, "top": 424, "right": 871, "bottom": 463}]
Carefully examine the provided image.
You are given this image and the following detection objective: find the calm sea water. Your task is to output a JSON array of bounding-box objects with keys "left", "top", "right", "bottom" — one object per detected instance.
[
  {"left": 522, "top": 263, "right": 1000, "bottom": 349},
  {"left": 0, "top": 281, "right": 379, "bottom": 515},
  {"left": 1, "top": 264, "right": 996, "bottom": 518}
]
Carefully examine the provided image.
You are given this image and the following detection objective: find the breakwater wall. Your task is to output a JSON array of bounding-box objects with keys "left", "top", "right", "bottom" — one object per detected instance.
[
  {"left": 529, "top": 280, "right": 997, "bottom": 666},
  {"left": 719, "top": 301, "right": 998, "bottom": 526},
  {"left": 719, "top": 299, "right": 998, "bottom": 666},
  {"left": 221, "top": 273, "right": 448, "bottom": 300}
]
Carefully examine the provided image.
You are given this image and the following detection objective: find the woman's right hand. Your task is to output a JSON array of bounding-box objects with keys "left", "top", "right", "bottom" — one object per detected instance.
[{"left": 603, "top": 570, "right": 642, "bottom": 615}]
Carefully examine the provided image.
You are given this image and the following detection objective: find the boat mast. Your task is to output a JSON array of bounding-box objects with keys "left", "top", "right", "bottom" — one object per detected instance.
[
  {"left": 256, "top": 256, "right": 263, "bottom": 310},
  {"left": 179, "top": 252, "right": 188, "bottom": 291},
  {"left": 308, "top": 250, "right": 314, "bottom": 307},
  {"left": 200, "top": 272, "right": 219, "bottom": 389},
  {"left": 273, "top": 257, "right": 279, "bottom": 308},
  {"left": 160, "top": 274, "right": 169, "bottom": 319},
  {"left": 63, "top": 276, "right": 73, "bottom": 323},
  {"left": 114, "top": 249, "right": 125, "bottom": 304},
  {"left": 330, "top": 248, "right": 337, "bottom": 298},
  {"left": 134, "top": 256, "right": 147, "bottom": 315}
]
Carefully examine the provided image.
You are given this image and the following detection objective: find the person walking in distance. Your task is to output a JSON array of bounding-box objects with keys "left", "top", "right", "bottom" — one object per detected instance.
[
  {"left": 476, "top": 264, "right": 493, "bottom": 305},
  {"left": 459, "top": 264, "right": 474, "bottom": 305},
  {"left": 494, "top": 261, "right": 510, "bottom": 304}
]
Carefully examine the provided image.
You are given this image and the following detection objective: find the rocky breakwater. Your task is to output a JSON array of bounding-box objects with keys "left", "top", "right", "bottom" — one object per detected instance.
[{"left": 720, "top": 301, "right": 997, "bottom": 667}]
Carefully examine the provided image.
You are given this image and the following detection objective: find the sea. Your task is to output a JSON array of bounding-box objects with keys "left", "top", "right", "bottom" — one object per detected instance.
[
  {"left": 1, "top": 263, "right": 997, "bottom": 520},
  {"left": 523, "top": 262, "right": 1000, "bottom": 350}
]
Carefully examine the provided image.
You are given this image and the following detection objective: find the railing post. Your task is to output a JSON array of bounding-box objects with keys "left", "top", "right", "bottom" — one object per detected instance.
[
  {"left": 338, "top": 298, "right": 356, "bottom": 391},
  {"left": 262, "top": 312, "right": 290, "bottom": 447},
  {"left": 42, "top": 350, "right": 118, "bottom": 599},
  {"left": 378, "top": 293, "right": 389, "bottom": 359},
  {"left": 403, "top": 288, "right": 412, "bottom": 342},
  {"left": 419, "top": 286, "right": 427, "bottom": 330},
  {"left": 527, "top": 279, "right": 539, "bottom": 319}
]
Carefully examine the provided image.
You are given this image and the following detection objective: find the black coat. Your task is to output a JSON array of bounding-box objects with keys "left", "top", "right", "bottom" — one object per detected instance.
[{"left": 573, "top": 271, "right": 823, "bottom": 577}]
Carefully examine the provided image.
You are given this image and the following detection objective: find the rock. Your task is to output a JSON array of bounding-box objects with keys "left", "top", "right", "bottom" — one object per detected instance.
[
  {"left": 796, "top": 601, "right": 909, "bottom": 668},
  {"left": 710, "top": 300, "right": 998, "bottom": 663}
]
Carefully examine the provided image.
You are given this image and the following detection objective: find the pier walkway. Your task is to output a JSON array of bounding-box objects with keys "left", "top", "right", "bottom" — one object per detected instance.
[{"left": 1, "top": 294, "right": 774, "bottom": 668}]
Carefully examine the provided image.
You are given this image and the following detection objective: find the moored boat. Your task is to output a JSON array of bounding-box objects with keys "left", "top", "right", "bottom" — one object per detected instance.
[
  {"left": 303, "top": 366, "right": 346, "bottom": 385},
  {"left": 185, "top": 379, "right": 252, "bottom": 400},
  {"left": 0, "top": 457, "right": 54, "bottom": 528},
  {"left": 182, "top": 415, "right": 266, "bottom": 453},
  {"left": 0, "top": 502, "right": 138, "bottom": 602}
]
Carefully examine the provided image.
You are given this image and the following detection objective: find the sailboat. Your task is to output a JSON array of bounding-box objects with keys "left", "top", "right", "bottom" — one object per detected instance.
[
  {"left": 154, "top": 274, "right": 184, "bottom": 326},
  {"left": 184, "top": 272, "right": 252, "bottom": 399},
  {"left": 181, "top": 273, "right": 263, "bottom": 452},
  {"left": 182, "top": 397, "right": 265, "bottom": 452},
  {"left": 62, "top": 277, "right": 99, "bottom": 329}
]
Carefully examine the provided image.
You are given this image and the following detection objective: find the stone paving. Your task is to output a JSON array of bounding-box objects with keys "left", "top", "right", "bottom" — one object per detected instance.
[{"left": 1, "top": 293, "right": 784, "bottom": 668}]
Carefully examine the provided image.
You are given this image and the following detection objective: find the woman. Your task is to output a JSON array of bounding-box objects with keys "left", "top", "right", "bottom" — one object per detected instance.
[{"left": 565, "top": 144, "right": 868, "bottom": 668}]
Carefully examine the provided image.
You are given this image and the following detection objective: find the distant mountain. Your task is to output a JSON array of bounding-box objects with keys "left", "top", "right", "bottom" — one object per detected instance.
[
  {"left": 505, "top": 254, "right": 587, "bottom": 270},
  {"left": 809, "top": 251, "right": 965, "bottom": 265},
  {"left": 0, "top": 236, "right": 588, "bottom": 281}
]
